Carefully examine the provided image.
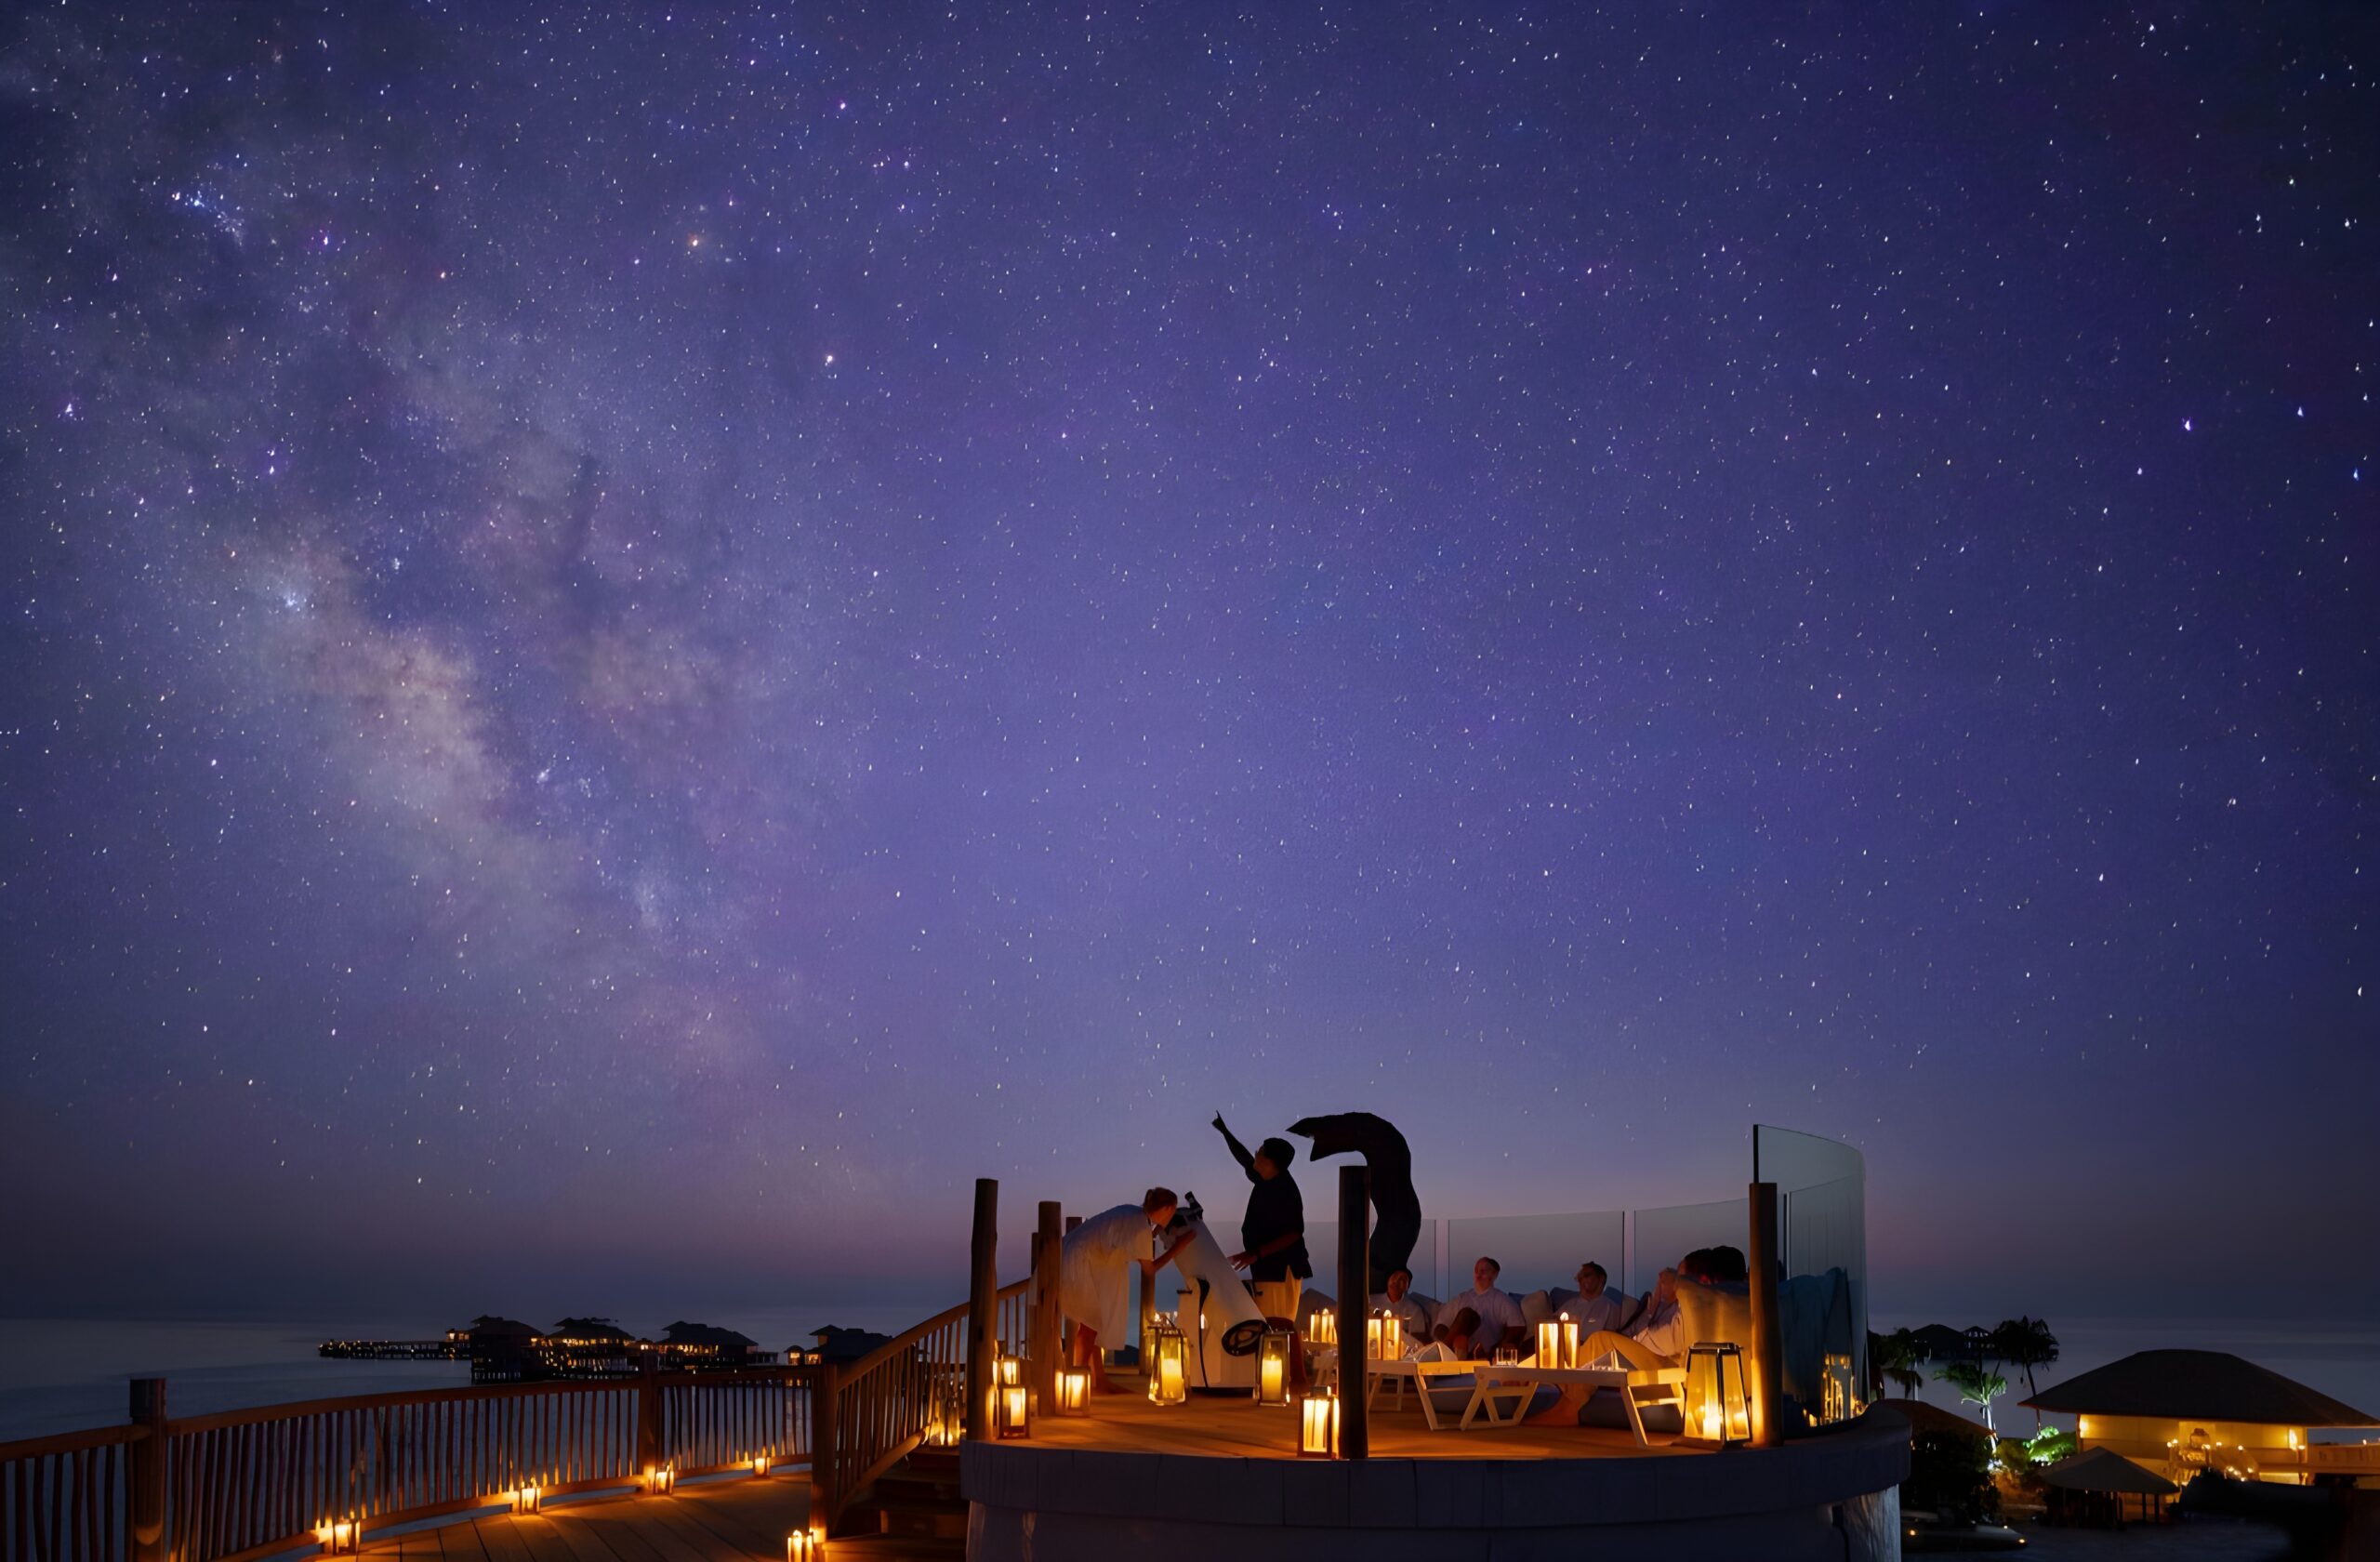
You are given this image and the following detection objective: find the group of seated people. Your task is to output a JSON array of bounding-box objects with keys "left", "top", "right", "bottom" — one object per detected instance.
[{"left": 1368, "top": 1245, "right": 1752, "bottom": 1368}]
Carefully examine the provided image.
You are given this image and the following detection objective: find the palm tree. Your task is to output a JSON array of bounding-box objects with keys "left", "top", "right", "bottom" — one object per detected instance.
[
  {"left": 1990, "top": 1317, "right": 2060, "bottom": 1429},
  {"left": 1936, "top": 1360, "right": 2009, "bottom": 1433},
  {"left": 1874, "top": 1328, "right": 1926, "bottom": 1399}
]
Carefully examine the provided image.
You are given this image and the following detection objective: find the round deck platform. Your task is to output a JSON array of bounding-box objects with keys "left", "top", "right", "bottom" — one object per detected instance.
[{"left": 960, "top": 1404, "right": 1910, "bottom": 1561}]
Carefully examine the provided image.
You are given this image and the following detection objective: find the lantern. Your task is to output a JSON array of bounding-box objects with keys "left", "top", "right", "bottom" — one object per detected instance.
[
  {"left": 752, "top": 1452, "right": 771, "bottom": 1477},
  {"left": 1821, "top": 1352, "right": 1856, "bottom": 1423},
  {"left": 512, "top": 1485, "right": 542, "bottom": 1515},
  {"left": 317, "top": 1520, "right": 357, "bottom": 1555},
  {"left": 1054, "top": 1367, "right": 1091, "bottom": 1415},
  {"left": 1256, "top": 1328, "right": 1296, "bottom": 1405},
  {"left": 1298, "top": 1391, "right": 1341, "bottom": 1458},
  {"left": 998, "top": 1355, "right": 1024, "bottom": 1388},
  {"left": 1681, "top": 1343, "right": 1752, "bottom": 1448},
  {"left": 1305, "top": 1308, "right": 1338, "bottom": 1348},
  {"left": 786, "top": 1530, "right": 821, "bottom": 1562},
  {"left": 1146, "top": 1317, "right": 1188, "bottom": 1404},
  {"left": 1365, "top": 1310, "right": 1402, "bottom": 1361},
  {"left": 644, "top": 1464, "right": 675, "bottom": 1494},
  {"left": 998, "top": 1378, "right": 1031, "bottom": 1439}
]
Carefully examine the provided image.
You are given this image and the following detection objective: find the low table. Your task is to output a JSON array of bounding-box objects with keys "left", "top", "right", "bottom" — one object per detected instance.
[
  {"left": 1478, "top": 1360, "right": 1678, "bottom": 1444},
  {"left": 1364, "top": 1357, "right": 1537, "bottom": 1431}
]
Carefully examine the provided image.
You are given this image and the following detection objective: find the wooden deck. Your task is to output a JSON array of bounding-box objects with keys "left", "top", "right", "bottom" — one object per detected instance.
[
  {"left": 1026, "top": 1384, "right": 1701, "bottom": 1461},
  {"left": 354, "top": 1476, "right": 820, "bottom": 1562}
]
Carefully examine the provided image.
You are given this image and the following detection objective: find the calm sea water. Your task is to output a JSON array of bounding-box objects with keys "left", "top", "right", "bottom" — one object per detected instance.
[
  {"left": 6, "top": 1310, "right": 2375, "bottom": 1445},
  {"left": 0, "top": 1305, "right": 919, "bottom": 1442}
]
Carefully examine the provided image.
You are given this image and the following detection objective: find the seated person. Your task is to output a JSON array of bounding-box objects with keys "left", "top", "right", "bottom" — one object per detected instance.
[
  {"left": 1424, "top": 1305, "right": 1483, "bottom": 1361},
  {"left": 1626, "top": 1266, "right": 1685, "bottom": 1359},
  {"left": 1566, "top": 1261, "right": 1627, "bottom": 1334},
  {"left": 1679, "top": 1245, "right": 1749, "bottom": 1286},
  {"left": 1441, "top": 1256, "right": 1526, "bottom": 1357},
  {"left": 1372, "top": 1266, "right": 1430, "bottom": 1343}
]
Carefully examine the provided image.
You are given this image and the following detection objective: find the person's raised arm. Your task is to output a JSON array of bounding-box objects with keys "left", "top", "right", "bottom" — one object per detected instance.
[{"left": 1210, "top": 1112, "right": 1259, "bottom": 1182}]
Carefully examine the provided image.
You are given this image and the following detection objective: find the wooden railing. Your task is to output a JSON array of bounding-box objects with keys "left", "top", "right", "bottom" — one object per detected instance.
[
  {"left": 812, "top": 1278, "right": 1030, "bottom": 1537},
  {"left": 1, "top": 1425, "right": 141, "bottom": 1562},
  {"left": 1, "top": 1366, "right": 816, "bottom": 1562}
]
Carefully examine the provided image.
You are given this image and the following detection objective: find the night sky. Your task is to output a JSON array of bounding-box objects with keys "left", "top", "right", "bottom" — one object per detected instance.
[{"left": 2, "top": 3, "right": 2373, "bottom": 1329}]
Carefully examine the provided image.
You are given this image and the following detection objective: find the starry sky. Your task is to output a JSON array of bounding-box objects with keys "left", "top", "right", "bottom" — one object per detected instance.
[{"left": 2, "top": 2, "right": 2373, "bottom": 1330}]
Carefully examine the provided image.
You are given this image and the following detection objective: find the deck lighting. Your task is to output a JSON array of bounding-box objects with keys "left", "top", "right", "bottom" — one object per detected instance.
[
  {"left": 1681, "top": 1343, "right": 1751, "bottom": 1449},
  {"left": 1147, "top": 1317, "right": 1189, "bottom": 1405},
  {"left": 1257, "top": 1329, "right": 1295, "bottom": 1405},
  {"left": 998, "top": 1378, "right": 1031, "bottom": 1439},
  {"left": 643, "top": 1464, "right": 675, "bottom": 1495},
  {"left": 1055, "top": 1367, "right": 1091, "bottom": 1415},
  {"left": 1298, "top": 1390, "right": 1341, "bottom": 1458},
  {"left": 785, "top": 1530, "right": 820, "bottom": 1562},
  {"left": 512, "top": 1486, "right": 541, "bottom": 1515}
]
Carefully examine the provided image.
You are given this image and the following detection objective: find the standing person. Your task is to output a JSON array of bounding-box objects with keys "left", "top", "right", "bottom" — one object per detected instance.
[
  {"left": 1061, "top": 1187, "right": 1193, "bottom": 1394},
  {"left": 1211, "top": 1115, "right": 1311, "bottom": 1323}
]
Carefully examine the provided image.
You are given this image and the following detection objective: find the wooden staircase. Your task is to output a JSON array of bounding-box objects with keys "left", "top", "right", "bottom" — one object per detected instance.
[{"left": 829, "top": 1448, "right": 967, "bottom": 1558}]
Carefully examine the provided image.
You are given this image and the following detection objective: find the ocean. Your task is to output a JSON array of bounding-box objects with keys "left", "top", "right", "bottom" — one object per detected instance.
[{"left": 5, "top": 1310, "right": 2376, "bottom": 1446}]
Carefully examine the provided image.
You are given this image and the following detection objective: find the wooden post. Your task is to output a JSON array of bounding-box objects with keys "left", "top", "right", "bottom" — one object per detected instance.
[
  {"left": 128, "top": 1378, "right": 166, "bottom": 1562},
  {"left": 1748, "top": 1181, "right": 1784, "bottom": 1448},
  {"left": 1336, "top": 1165, "right": 1370, "bottom": 1460},
  {"left": 1032, "top": 1201, "right": 1064, "bottom": 1411},
  {"left": 809, "top": 1362, "right": 840, "bottom": 1536},
  {"left": 965, "top": 1177, "right": 999, "bottom": 1441},
  {"left": 636, "top": 1350, "right": 664, "bottom": 1480}
]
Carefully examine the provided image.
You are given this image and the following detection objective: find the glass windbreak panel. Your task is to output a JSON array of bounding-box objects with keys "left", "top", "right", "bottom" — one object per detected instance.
[
  {"left": 1443, "top": 1211, "right": 1626, "bottom": 1306},
  {"left": 1627, "top": 1198, "right": 1750, "bottom": 1297},
  {"left": 1755, "top": 1125, "right": 1869, "bottom": 1433}
]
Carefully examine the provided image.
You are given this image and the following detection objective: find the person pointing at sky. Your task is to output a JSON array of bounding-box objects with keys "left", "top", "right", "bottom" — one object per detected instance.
[{"left": 1211, "top": 1113, "right": 1312, "bottom": 1325}]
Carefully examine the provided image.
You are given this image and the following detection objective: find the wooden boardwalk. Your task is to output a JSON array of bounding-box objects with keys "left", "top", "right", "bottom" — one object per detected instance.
[{"left": 356, "top": 1476, "right": 819, "bottom": 1562}]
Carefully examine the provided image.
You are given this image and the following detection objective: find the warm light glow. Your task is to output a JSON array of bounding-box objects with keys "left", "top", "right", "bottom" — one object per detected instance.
[
  {"left": 1299, "top": 1391, "right": 1341, "bottom": 1457},
  {"left": 753, "top": 1453, "right": 771, "bottom": 1476},
  {"left": 786, "top": 1530, "right": 820, "bottom": 1562},
  {"left": 644, "top": 1465, "right": 674, "bottom": 1495},
  {"left": 317, "top": 1520, "right": 359, "bottom": 1554},
  {"left": 1056, "top": 1368, "right": 1090, "bottom": 1415},
  {"left": 512, "top": 1485, "right": 541, "bottom": 1515},
  {"left": 998, "top": 1382, "right": 1031, "bottom": 1439},
  {"left": 1261, "top": 1352, "right": 1285, "bottom": 1401},
  {"left": 997, "top": 1355, "right": 1023, "bottom": 1387},
  {"left": 1683, "top": 1343, "right": 1751, "bottom": 1448},
  {"left": 1147, "top": 1319, "right": 1189, "bottom": 1405},
  {"left": 1305, "top": 1310, "right": 1338, "bottom": 1348}
]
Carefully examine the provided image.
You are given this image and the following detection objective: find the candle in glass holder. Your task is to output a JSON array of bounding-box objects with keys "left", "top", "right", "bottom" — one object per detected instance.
[{"left": 1298, "top": 1392, "right": 1340, "bottom": 1457}]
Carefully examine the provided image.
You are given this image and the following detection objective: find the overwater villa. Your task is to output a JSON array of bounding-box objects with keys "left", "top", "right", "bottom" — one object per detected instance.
[
  {"left": 2022, "top": 1348, "right": 2380, "bottom": 1488},
  {"left": 0, "top": 1124, "right": 1910, "bottom": 1562}
]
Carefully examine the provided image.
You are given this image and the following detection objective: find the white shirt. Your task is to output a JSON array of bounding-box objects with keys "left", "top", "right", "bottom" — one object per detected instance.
[
  {"left": 1372, "top": 1292, "right": 1429, "bottom": 1342},
  {"left": 1629, "top": 1295, "right": 1685, "bottom": 1359},
  {"left": 1564, "top": 1287, "right": 1627, "bottom": 1336},
  {"left": 1441, "top": 1285, "right": 1525, "bottom": 1345}
]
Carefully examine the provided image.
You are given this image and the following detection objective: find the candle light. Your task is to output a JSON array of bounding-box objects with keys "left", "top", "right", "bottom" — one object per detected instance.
[
  {"left": 1055, "top": 1368, "right": 1090, "bottom": 1416},
  {"left": 1257, "top": 1327, "right": 1295, "bottom": 1406},
  {"left": 1558, "top": 1312, "right": 1579, "bottom": 1370},
  {"left": 1298, "top": 1391, "right": 1341, "bottom": 1458},
  {"left": 1682, "top": 1343, "right": 1751, "bottom": 1449},
  {"left": 1147, "top": 1317, "right": 1188, "bottom": 1405},
  {"left": 786, "top": 1529, "right": 820, "bottom": 1562},
  {"left": 998, "top": 1381, "right": 1031, "bottom": 1439},
  {"left": 513, "top": 1485, "right": 541, "bottom": 1515},
  {"left": 1305, "top": 1309, "right": 1337, "bottom": 1348},
  {"left": 318, "top": 1518, "right": 360, "bottom": 1554},
  {"left": 644, "top": 1465, "right": 675, "bottom": 1495},
  {"left": 753, "top": 1452, "right": 771, "bottom": 1476}
]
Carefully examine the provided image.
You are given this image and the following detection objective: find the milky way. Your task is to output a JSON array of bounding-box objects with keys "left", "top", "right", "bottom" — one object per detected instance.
[{"left": 2, "top": 3, "right": 2373, "bottom": 1320}]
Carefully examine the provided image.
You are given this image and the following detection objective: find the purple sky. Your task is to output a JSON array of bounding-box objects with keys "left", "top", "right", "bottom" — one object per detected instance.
[{"left": 2, "top": 2, "right": 2374, "bottom": 1331}]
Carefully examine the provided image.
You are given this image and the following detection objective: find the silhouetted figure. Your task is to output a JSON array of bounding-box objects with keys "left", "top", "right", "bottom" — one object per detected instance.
[{"left": 1287, "top": 1111, "right": 1419, "bottom": 1291}]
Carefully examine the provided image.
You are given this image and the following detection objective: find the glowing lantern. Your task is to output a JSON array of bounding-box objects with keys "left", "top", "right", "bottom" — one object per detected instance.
[
  {"left": 752, "top": 1452, "right": 771, "bottom": 1476},
  {"left": 998, "top": 1379, "right": 1031, "bottom": 1438},
  {"left": 1305, "top": 1308, "right": 1338, "bottom": 1348},
  {"left": 1298, "top": 1390, "right": 1341, "bottom": 1458},
  {"left": 1257, "top": 1328, "right": 1296, "bottom": 1406},
  {"left": 1054, "top": 1367, "right": 1090, "bottom": 1415},
  {"left": 785, "top": 1530, "right": 821, "bottom": 1562},
  {"left": 1822, "top": 1352, "right": 1856, "bottom": 1423},
  {"left": 1146, "top": 1317, "right": 1188, "bottom": 1405},
  {"left": 1365, "top": 1310, "right": 1403, "bottom": 1361},
  {"left": 1535, "top": 1314, "right": 1581, "bottom": 1370},
  {"left": 1681, "top": 1343, "right": 1751, "bottom": 1448},
  {"left": 512, "top": 1485, "right": 541, "bottom": 1514},
  {"left": 644, "top": 1464, "right": 675, "bottom": 1494},
  {"left": 317, "top": 1517, "right": 361, "bottom": 1554}
]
